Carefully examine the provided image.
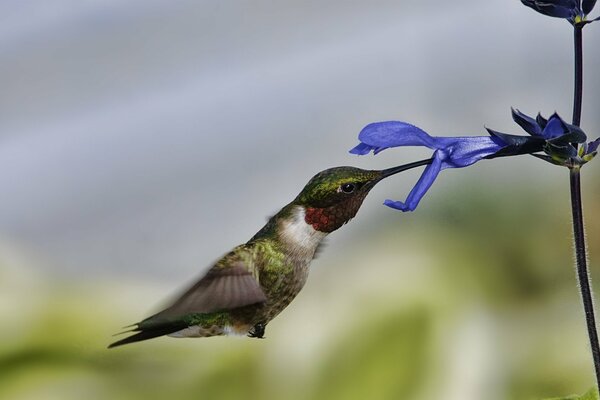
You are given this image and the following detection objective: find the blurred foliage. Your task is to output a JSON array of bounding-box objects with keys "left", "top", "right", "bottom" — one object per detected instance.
[
  {"left": 0, "top": 289, "right": 432, "bottom": 400},
  {"left": 313, "top": 309, "right": 429, "bottom": 400},
  {"left": 545, "top": 388, "right": 599, "bottom": 400}
]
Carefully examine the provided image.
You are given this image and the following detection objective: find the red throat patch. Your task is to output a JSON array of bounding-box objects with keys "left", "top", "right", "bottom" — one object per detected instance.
[
  {"left": 304, "top": 207, "right": 332, "bottom": 232},
  {"left": 304, "top": 196, "right": 365, "bottom": 233}
]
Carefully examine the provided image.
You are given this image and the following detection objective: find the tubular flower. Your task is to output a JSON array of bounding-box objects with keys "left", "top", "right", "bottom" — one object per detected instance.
[
  {"left": 350, "top": 122, "right": 506, "bottom": 211},
  {"left": 350, "top": 109, "right": 597, "bottom": 211}
]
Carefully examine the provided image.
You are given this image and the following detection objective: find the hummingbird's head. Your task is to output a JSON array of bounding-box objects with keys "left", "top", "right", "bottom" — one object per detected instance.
[{"left": 293, "top": 160, "right": 430, "bottom": 233}]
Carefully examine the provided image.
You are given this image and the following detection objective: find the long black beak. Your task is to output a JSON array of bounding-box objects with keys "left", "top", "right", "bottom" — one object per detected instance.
[{"left": 380, "top": 158, "right": 433, "bottom": 178}]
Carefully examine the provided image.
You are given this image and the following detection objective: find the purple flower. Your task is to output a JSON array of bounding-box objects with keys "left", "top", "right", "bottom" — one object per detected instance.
[
  {"left": 349, "top": 122, "right": 507, "bottom": 211},
  {"left": 350, "top": 110, "right": 597, "bottom": 212},
  {"left": 521, "top": 0, "right": 599, "bottom": 24}
]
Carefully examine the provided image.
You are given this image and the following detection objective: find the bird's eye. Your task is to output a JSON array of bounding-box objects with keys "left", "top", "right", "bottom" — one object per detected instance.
[{"left": 340, "top": 183, "right": 356, "bottom": 193}]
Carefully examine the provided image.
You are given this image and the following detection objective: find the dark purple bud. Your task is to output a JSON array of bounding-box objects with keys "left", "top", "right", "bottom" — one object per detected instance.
[
  {"left": 542, "top": 113, "right": 587, "bottom": 141},
  {"left": 583, "top": 0, "right": 597, "bottom": 14},
  {"left": 485, "top": 128, "right": 545, "bottom": 154},
  {"left": 587, "top": 138, "right": 600, "bottom": 154},
  {"left": 548, "top": 131, "right": 587, "bottom": 145},
  {"left": 544, "top": 142, "right": 578, "bottom": 160},
  {"left": 542, "top": 113, "right": 570, "bottom": 139},
  {"left": 511, "top": 108, "right": 543, "bottom": 136},
  {"left": 536, "top": 113, "right": 548, "bottom": 129}
]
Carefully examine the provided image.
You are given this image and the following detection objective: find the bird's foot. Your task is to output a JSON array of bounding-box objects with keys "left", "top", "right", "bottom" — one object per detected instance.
[{"left": 248, "top": 322, "right": 266, "bottom": 339}]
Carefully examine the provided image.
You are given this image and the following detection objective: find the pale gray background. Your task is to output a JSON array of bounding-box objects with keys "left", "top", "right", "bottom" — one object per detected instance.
[{"left": 0, "top": 0, "right": 598, "bottom": 283}]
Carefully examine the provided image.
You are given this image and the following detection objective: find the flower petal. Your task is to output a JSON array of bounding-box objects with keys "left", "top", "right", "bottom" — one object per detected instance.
[
  {"left": 583, "top": 0, "right": 597, "bottom": 14},
  {"left": 587, "top": 138, "right": 600, "bottom": 153},
  {"left": 563, "top": 122, "right": 587, "bottom": 142},
  {"left": 521, "top": 0, "right": 579, "bottom": 18},
  {"left": 547, "top": 130, "right": 587, "bottom": 145},
  {"left": 541, "top": 113, "right": 587, "bottom": 143},
  {"left": 355, "top": 121, "right": 505, "bottom": 167},
  {"left": 439, "top": 136, "right": 505, "bottom": 168},
  {"left": 349, "top": 142, "right": 376, "bottom": 155},
  {"left": 512, "top": 108, "right": 543, "bottom": 136},
  {"left": 383, "top": 151, "right": 444, "bottom": 212},
  {"left": 536, "top": 113, "right": 548, "bottom": 129},
  {"left": 356, "top": 121, "right": 439, "bottom": 151},
  {"left": 542, "top": 113, "right": 568, "bottom": 139}
]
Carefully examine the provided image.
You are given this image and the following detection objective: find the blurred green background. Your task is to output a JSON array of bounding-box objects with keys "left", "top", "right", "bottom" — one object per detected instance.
[{"left": 1, "top": 1, "right": 599, "bottom": 399}]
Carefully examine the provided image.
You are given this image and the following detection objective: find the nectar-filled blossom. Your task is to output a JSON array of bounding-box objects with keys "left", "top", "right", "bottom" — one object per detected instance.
[
  {"left": 349, "top": 122, "right": 507, "bottom": 211},
  {"left": 521, "top": 0, "right": 598, "bottom": 23},
  {"left": 350, "top": 109, "right": 597, "bottom": 212}
]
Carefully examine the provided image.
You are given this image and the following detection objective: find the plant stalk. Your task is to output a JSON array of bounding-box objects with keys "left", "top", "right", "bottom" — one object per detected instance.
[
  {"left": 570, "top": 23, "right": 600, "bottom": 390},
  {"left": 572, "top": 25, "right": 583, "bottom": 127},
  {"left": 570, "top": 168, "right": 600, "bottom": 389}
]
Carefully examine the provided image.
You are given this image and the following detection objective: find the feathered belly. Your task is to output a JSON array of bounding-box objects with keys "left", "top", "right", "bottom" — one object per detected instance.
[{"left": 256, "top": 262, "right": 310, "bottom": 323}]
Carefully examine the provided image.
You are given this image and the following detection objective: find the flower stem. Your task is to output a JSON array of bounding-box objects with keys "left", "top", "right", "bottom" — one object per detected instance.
[
  {"left": 572, "top": 25, "right": 583, "bottom": 126},
  {"left": 570, "top": 21, "right": 600, "bottom": 388},
  {"left": 569, "top": 26, "right": 598, "bottom": 383},
  {"left": 570, "top": 168, "right": 600, "bottom": 389}
]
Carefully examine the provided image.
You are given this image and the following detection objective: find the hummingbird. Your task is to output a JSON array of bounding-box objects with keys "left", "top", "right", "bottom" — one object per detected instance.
[{"left": 109, "top": 159, "right": 430, "bottom": 348}]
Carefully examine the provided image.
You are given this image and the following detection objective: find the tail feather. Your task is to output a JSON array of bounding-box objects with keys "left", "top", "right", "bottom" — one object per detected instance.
[
  {"left": 108, "top": 326, "right": 183, "bottom": 348},
  {"left": 111, "top": 327, "right": 139, "bottom": 337}
]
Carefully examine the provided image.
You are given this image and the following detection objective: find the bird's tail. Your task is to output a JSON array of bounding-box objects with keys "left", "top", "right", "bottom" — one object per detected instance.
[{"left": 108, "top": 324, "right": 185, "bottom": 348}]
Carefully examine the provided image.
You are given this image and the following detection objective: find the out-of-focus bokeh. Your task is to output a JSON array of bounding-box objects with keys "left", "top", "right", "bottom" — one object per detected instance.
[{"left": 1, "top": 1, "right": 599, "bottom": 399}]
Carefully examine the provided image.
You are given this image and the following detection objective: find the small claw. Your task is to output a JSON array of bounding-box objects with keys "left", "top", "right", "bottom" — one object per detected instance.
[{"left": 248, "top": 322, "right": 266, "bottom": 339}]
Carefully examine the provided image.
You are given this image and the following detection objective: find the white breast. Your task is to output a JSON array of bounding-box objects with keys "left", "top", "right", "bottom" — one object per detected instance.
[{"left": 279, "top": 206, "right": 327, "bottom": 252}]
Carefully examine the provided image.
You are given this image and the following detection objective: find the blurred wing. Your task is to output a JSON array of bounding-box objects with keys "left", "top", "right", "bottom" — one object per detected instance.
[
  {"left": 108, "top": 260, "right": 267, "bottom": 348},
  {"left": 154, "top": 261, "right": 266, "bottom": 319}
]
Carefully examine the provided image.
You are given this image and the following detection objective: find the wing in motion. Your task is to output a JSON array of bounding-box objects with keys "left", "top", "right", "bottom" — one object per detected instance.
[{"left": 109, "top": 262, "right": 266, "bottom": 348}]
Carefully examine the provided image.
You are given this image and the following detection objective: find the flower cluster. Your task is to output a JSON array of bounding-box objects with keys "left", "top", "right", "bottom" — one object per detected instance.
[
  {"left": 488, "top": 109, "right": 599, "bottom": 166},
  {"left": 350, "top": 109, "right": 598, "bottom": 211}
]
